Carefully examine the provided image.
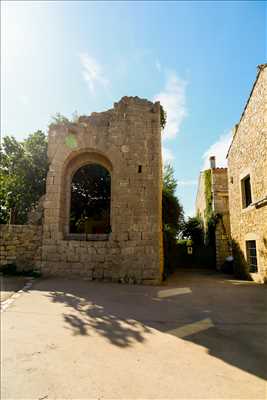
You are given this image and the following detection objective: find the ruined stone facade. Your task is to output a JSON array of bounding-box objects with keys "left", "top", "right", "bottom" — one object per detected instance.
[
  {"left": 195, "top": 172, "right": 207, "bottom": 229},
  {"left": 212, "top": 168, "right": 231, "bottom": 268},
  {"left": 195, "top": 160, "right": 231, "bottom": 269},
  {"left": 41, "top": 96, "right": 163, "bottom": 283},
  {"left": 227, "top": 64, "right": 267, "bottom": 283}
]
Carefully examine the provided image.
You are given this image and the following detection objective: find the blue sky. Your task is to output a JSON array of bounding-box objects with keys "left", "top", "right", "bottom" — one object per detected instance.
[{"left": 1, "top": 1, "right": 266, "bottom": 216}]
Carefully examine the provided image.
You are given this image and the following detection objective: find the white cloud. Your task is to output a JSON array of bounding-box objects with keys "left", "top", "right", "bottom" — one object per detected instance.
[
  {"left": 20, "top": 95, "right": 30, "bottom": 106},
  {"left": 162, "top": 146, "right": 174, "bottom": 163},
  {"left": 79, "top": 53, "right": 110, "bottom": 93},
  {"left": 178, "top": 180, "right": 198, "bottom": 186},
  {"left": 154, "top": 71, "right": 188, "bottom": 140},
  {"left": 202, "top": 131, "right": 232, "bottom": 169}
]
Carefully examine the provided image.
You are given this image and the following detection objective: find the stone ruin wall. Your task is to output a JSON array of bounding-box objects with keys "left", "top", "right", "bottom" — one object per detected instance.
[
  {"left": 0, "top": 225, "right": 42, "bottom": 270},
  {"left": 195, "top": 172, "right": 206, "bottom": 228},
  {"left": 211, "top": 168, "right": 231, "bottom": 268},
  {"left": 195, "top": 168, "right": 231, "bottom": 269},
  {"left": 41, "top": 96, "right": 163, "bottom": 284},
  {"left": 0, "top": 97, "right": 163, "bottom": 284}
]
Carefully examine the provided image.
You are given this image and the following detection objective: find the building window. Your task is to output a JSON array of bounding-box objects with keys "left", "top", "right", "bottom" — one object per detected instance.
[
  {"left": 70, "top": 163, "right": 111, "bottom": 235},
  {"left": 246, "top": 240, "right": 258, "bottom": 273},
  {"left": 241, "top": 175, "right": 252, "bottom": 208}
]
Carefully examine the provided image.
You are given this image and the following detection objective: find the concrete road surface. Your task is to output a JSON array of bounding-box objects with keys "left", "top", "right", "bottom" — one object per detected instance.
[
  {"left": 1, "top": 269, "right": 267, "bottom": 399},
  {"left": 0, "top": 276, "right": 31, "bottom": 302}
]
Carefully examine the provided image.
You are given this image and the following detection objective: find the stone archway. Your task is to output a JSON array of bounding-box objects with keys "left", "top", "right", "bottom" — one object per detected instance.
[
  {"left": 60, "top": 150, "right": 113, "bottom": 238},
  {"left": 69, "top": 163, "right": 111, "bottom": 235}
]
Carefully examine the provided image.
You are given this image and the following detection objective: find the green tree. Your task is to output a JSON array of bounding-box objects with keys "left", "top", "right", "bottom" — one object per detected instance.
[
  {"left": 163, "top": 163, "right": 177, "bottom": 196},
  {"left": 162, "top": 164, "right": 184, "bottom": 276},
  {"left": 0, "top": 131, "right": 48, "bottom": 224},
  {"left": 181, "top": 216, "right": 204, "bottom": 245},
  {"left": 70, "top": 164, "right": 111, "bottom": 234}
]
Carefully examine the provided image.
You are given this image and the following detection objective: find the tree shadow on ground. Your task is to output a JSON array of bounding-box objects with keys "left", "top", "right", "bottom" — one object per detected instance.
[
  {"left": 44, "top": 270, "right": 267, "bottom": 380},
  {"left": 47, "top": 287, "right": 151, "bottom": 347}
]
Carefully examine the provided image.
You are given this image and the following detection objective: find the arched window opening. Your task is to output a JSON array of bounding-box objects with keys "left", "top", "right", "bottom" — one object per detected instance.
[{"left": 70, "top": 164, "right": 111, "bottom": 235}]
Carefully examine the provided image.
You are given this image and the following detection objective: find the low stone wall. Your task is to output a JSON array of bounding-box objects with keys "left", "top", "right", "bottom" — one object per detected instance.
[
  {"left": 0, "top": 225, "right": 43, "bottom": 271},
  {"left": 41, "top": 235, "right": 160, "bottom": 284},
  {"left": 0, "top": 225, "right": 160, "bottom": 283}
]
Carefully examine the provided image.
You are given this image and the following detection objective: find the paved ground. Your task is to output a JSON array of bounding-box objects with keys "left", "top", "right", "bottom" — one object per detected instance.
[
  {"left": 0, "top": 276, "right": 31, "bottom": 302},
  {"left": 1, "top": 269, "right": 267, "bottom": 399}
]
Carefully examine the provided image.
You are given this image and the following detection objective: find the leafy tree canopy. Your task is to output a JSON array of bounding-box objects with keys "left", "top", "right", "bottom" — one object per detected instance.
[
  {"left": 0, "top": 131, "right": 48, "bottom": 224},
  {"left": 162, "top": 163, "right": 184, "bottom": 235},
  {"left": 163, "top": 163, "right": 177, "bottom": 195},
  {"left": 181, "top": 216, "right": 204, "bottom": 245},
  {"left": 70, "top": 164, "right": 111, "bottom": 234},
  {"left": 162, "top": 164, "right": 184, "bottom": 276}
]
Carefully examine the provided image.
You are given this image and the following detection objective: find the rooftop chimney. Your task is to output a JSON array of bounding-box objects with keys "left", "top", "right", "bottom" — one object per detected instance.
[{"left": 209, "top": 156, "right": 216, "bottom": 169}]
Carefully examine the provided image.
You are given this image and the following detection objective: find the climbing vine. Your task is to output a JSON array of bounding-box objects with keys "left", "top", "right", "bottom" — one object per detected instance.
[
  {"left": 204, "top": 171, "right": 231, "bottom": 251},
  {"left": 204, "top": 170, "right": 212, "bottom": 221},
  {"left": 204, "top": 170, "right": 216, "bottom": 245}
]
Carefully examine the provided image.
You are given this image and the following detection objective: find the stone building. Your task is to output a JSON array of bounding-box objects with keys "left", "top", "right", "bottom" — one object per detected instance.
[
  {"left": 227, "top": 64, "right": 267, "bottom": 283},
  {"left": 195, "top": 156, "right": 231, "bottom": 269},
  {"left": 0, "top": 96, "right": 163, "bottom": 284}
]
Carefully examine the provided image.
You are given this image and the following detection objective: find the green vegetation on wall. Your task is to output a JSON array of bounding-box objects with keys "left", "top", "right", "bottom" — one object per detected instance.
[
  {"left": 160, "top": 105, "right": 167, "bottom": 130},
  {"left": 203, "top": 169, "right": 216, "bottom": 245},
  {"left": 204, "top": 169, "right": 213, "bottom": 222},
  {"left": 203, "top": 170, "right": 249, "bottom": 279}
]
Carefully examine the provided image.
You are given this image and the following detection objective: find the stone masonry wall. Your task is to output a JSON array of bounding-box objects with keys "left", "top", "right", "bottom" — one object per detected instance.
[
  {"left": 195, "top": 168, "right": 231, "bottom": 269},
  {"left": 42, "top": 96, "right": 163, "bottom": 284},
  {"left": 228, "top": 65, "right": 267, "bottom": 282},
  {"left": 0, "top": 225, "right": 43, "bottom": 270},
  {"left": 195, "top": 172, "right": 206, "bottom": 228},
  {"left": 211, "top": 169, "right": 231, "bottom": 268}
]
